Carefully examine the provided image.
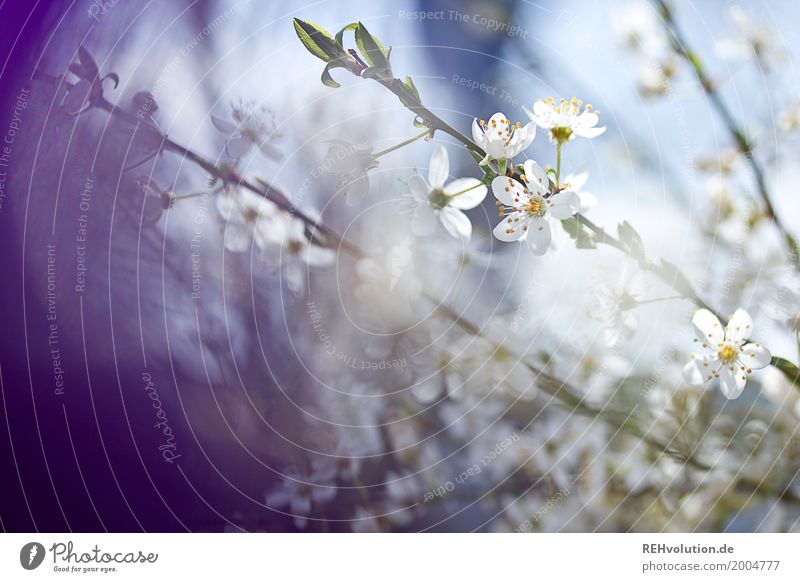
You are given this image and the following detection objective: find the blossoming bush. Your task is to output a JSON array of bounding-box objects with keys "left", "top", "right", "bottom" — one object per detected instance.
[{"left": 58, "top": 2, "right": 800, "bottom": 532}]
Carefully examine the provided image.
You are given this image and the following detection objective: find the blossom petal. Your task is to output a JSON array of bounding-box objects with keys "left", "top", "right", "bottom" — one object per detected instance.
[
  {"left": 575, "top": 110, "right": 601, "bottom": 129},
  {"left": 547, "top": 190, "right": 580, "bottom": 219},
  {"left": 211, "top": 114, "right": 237, "bottom": 134},
  {"left": 258, "top": 140, "right": 283, "bottom": 161},
  {"left": 522, "top": 159, "right": 549, "bottom": 192},
  {"left": 345, "top": 173, "right": 370, "bottom": 206},
  {"left": 408, "top": 175, "right": 430, "bottom": 201},
  {"left": 719, "top": 365, "right": 747, "bottom": 400},
  {"left": 507, "top": 123, "right": 536, "bottom": 157},
  {"left": 725, "top": 308, "right": 753, "bottom": 343},
  {"left": 439, "top": 207, "right": 472, "bottom": 241},
  {"left": 493, "top": 213, "right": 528, "bottom": 242},
  {"left": 428, "top": 145, "right": 449, "bottom": 189},
  {"left": 412, "top": 204, "right": 437, "bottom": 236},
  {"left": 574, "top": 125, "right": 606, "bottom": 139},
  {"left": 226, "top": 135, "right": 252, "bottom": 158},
  {"left": 682, "top": 356, "right": 713, "bottom": 385},
  {"left": 312, "top": 485, "right": 337, "bottom": 503},
  {"left": 305, "top": 245, "right": 336, "bottom": 267},
  {"left": 488, "top": 112, "right": 509, "bottom": 127},
  {"left": 412, "top": 377, "right": 443, "bottom": 403},
  {"left": 445, "top": 178, "right": 487, "bottom": 209},
  {"left": 740, "top": 342, "right": 771, "bottom": 369},
  {"left": 472, "top": 119, "right": 485, "bottom": 148},
  {"left": 563, "top": 170, "right": 588, "bottom": 192},
  {"left": 692, "top": 309, "right": 724, "bottom": 347},
  {"left": 526, "top": 217, "right": 551, "bottom": 255},
  {"left": 223, "top": 225, "right": 253, "bottom": 253},
  {"left": 491, "top": 176, "right": 524, "bottom": 206}
]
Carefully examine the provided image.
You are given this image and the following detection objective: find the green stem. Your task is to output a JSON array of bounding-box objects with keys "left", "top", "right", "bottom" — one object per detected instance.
[
  {"left": 447, "top": 182, "right": 483, "bottom": 199},
  {"left": 635, "top": 295, "right": 684, "bottom": 305},
  {"left": 555, "top": 142, "right": 562, "bottom": 188},
  {"left": 373, "top": 129, "right": 429, "bottom": 158},
  {"left": 652, "top": 0, "right": 800, "bottom": 272}
]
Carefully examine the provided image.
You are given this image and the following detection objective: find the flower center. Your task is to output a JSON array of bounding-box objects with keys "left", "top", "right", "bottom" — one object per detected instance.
[
  {"left": 428, "top": 188, "right": 449, "bottom": 210},
  {"left": 550, "top": 126, "right": 573, "bottom": 143},
  {"left": 287, "top": 239, "right": 304, "bottom": 255},
  {"left": 717, "top": 342, "right": 739, "bottom": 364},
  {"left": 523, "top": 196, "right": 545, "bottom": 217},
  {"left": 244, "top": 208, "right": 259, "bottom": 223}
]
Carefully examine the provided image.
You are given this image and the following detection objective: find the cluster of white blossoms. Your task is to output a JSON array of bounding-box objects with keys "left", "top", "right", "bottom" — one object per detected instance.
[
  {"left": 478, "top": 99, "right": 604, "bottom": 255},
  {"left": 714, "top": 5, "right": 786, "bottom": 72},
  {"left": 216, "top": 188, "right": 334, "bottom": 294}
]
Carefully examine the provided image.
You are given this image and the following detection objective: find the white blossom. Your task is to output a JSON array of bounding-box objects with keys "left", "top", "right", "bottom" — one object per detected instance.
[
  {"left": 266, "top": 215, "right": 336, "bottom": 294},
  {"left": 323, "top": 139, "right": 376, "bottom": 206},
  {"left": 266, "top": 468, "right": 337, "bottom": 529},
  {"left": 524, "top": 97, "right": 606, "bottom": 143},
  {"left": 683, "top": 308, "right": 771, "bottom": 399},
  {"left": 715, "top": 6, "right": 786, "bottom": 71},
  {"left": 216, "top": 188, "right": 279, "bottom": 252},
  {"left": 471, "top": 112, "right": 535, "bottom": 165},
  {"left": 211, "top": 101, "right": 282, "bottom": 160},
  {"left": 408, "top": 145, "right": 487, "bottom": 241},
  {"left": 491, "top": 159, "right": 580, "bottom": 255},
  {"left": 589, "top": 265, "right": 647, "bottom": 347}
]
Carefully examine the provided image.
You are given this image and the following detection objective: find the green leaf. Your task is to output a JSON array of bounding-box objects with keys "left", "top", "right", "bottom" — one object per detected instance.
[
  {"left": 403, "top": 76, "right": 420, "bottom": 101},
  {"left": 355, "top": 22, "right": 389, "bottom": 69},
  {"left": 657, "top": 259, "right": 696, "bottom": 298},
  {"left": 335, "top": 22, "right": 359, "bottom": 46},
  {"left": 772, "top": 356, "right": 800, "bottom": 390},
  {"left": 467, "top": 146, "right": 485, "bottom": 166},
  {"left": 562, "top": 217, "right": 596, "bottom": 249},
  {"left": 293, "top": 18, "right": 343, "bottom": 63},
  {"left": 321, "top": 62, "right": 342, "bottom": 88},
  {"left": 320, "top": 58, "right": 355, "bottom": 88},
  {"left": 618, "top": 221, "right": 646, "bottom": 260}
]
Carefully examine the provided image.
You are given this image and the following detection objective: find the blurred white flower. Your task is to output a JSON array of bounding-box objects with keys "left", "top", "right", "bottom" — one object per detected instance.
[
  {"left": 450, "top": 318, "right": 538, "bottom": 400},
  {"left": 491, "top": 159, "right": 579, "bottom": 255},
  {"left": 311, "top": 438, "right": 365, "bottom": 482},
  {"left": 216, "top": 188, "right": 279, "bottom": 252},
  {"left": 683, "top": 308, "right": 771, "bottom": 399},
  {"left": 471, "top": 112, "right": 535, "bottom": 165},
  {"left": 266, "top": 468, "right": 337, "bottom": 529},
  {"left": 715, "top": 6, "right": 786, "bottom": 71},
  {"left": 323, "top": 139, "right": 376, "bottom": 205},
  {"left": 408, "top": 145, "right": 487, "bottom": 241},
  {"left": 637, "top": 57, "right": 678, "bottom": 97},
  {"left": 779, "top": 100, "right": 800, "bottom": 133},
  {"left": 355, "top": 229, "right": 423, "bottom": 329},
  {"left": 589, "top": 265, "right": 647, "bottom": 347},
  {"left": 211, "top": 101, "right": 282, "bottom": 160},
  {"left": 267, "top": 215, "right": 336, "bottom": 294},
  {"left": 613, "top": 2, "right": 670, "bottom": 59},
  {"left": 524, "top": 97, "right": 606, "bottom": 143}
]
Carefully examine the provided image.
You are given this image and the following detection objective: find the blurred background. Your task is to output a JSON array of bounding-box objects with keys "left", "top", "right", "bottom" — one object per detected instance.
[{"left": 1, "top": 0, "right": 800, "bottom": 532}]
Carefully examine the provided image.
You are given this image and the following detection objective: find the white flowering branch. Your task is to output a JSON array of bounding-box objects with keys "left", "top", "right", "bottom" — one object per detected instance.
[
  {"left": 652, "top": 0, "right": 800, "bottom": 270},
  {"left": 293, "top": 19, "right": 800, "bottom": 390}
]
